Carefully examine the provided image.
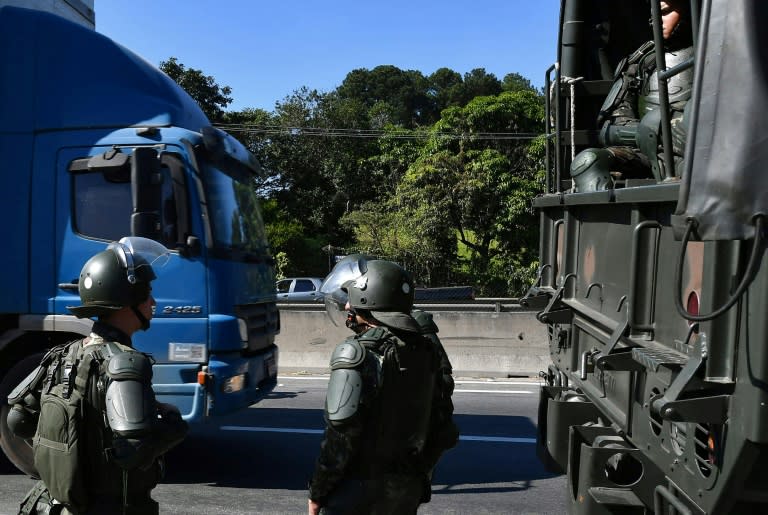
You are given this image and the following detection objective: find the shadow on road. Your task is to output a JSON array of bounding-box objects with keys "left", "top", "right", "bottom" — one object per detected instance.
[
  {"left": 162, "top": 408, "right": 558, "bottom": 494},
  {"left": 0, "top": 455, "right": 23, "bottom": 475}
]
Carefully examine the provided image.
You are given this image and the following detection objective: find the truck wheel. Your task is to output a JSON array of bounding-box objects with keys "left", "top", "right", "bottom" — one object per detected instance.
[{"left": 0, "top": 352, "right": 45, "bottom": 477}]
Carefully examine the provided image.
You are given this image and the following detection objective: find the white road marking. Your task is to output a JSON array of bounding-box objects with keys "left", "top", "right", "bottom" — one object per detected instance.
[
  {"left": 454, "top": 389, "right": 534, "bottom": 394},
  {"left": 279, "top": 376, "right": 541, "bottom": 387},
  {"left": 276, "top": 383, "right": 535, "bottom": 394},
  {"left": 455, "top": 380, "right": 540, "bottom": 386},
  {"left": 278, "top": 376, "right": 329, "bottom": 380},
  {"left": 221, "top": 426, "right": 535, "bottom": 444},
  {"left": 460, "top": 436, "right": 536, "bottom": 444},
  {"left": 278, "top": 376, "right": 540, "bottom": 391},
  {"left": 221, "top": 426, "right": 324, "bottom": 435}
]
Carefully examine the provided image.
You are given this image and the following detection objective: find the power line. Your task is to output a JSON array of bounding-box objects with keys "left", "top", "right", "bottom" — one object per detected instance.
[{"left": 213, "top": 124, "right": 544, "bottom": 141}]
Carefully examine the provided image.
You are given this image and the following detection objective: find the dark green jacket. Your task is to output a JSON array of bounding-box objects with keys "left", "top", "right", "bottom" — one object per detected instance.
[{"left": 309, "top": 325, "right": 458, "bottom": 505}]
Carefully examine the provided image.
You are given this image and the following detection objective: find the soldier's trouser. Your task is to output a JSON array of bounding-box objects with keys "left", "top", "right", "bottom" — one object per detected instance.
[
  {"left": 83, "top": 496, "right": 159, "bottom": 515},
  {"left": 18, "top": 482, "right": 158, "bottom": 515},
  {"left": 320, "top": 473, "right": 426, "bottom": 515}
]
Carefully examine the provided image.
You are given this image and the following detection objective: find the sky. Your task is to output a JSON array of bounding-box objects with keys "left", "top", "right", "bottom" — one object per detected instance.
[{"left": 96, "top": 0, "right": 560, "bottom": 113}]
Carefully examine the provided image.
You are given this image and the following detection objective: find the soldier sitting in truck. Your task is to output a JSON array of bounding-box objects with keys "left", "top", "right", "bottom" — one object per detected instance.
[{"left": 570, "top": 0, "right": 693, "bottom": 192}]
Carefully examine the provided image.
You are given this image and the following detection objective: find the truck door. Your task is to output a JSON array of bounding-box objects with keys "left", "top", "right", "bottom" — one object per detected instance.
[{"left": 53, "top": 145, "right": 209, "bottom": 365}]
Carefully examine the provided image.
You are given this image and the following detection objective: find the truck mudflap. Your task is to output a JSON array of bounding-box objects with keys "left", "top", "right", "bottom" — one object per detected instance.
[
  {"left": 537, "top": 382, "right": 600, "bottom": 474},
  {"left": 567, "top": 425, "right": 668, "bottom": 515}
]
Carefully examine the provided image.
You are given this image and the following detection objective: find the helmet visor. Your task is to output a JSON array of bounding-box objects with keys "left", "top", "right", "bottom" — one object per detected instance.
[
  {"left": 323, "top": 290, "right": 349, "bottom": 327},
  {"left": 109, "top": 236, "right": 170, "bottom": 284},
  {"left": 321, "top": 255, "right": 368, "bottom": 326}
]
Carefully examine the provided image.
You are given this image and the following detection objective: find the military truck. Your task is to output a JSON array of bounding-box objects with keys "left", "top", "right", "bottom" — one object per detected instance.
[
  {"left": 527, "top": 0, "right": 768, "bottom": 513},
  {"left": 0, "top": 6, "right": 279, "bottom": 476}
]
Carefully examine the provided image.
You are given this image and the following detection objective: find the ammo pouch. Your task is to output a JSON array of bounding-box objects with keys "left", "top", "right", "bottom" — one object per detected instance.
[{"left": 32, "top": 343, "right": 97, "bottom": 513}]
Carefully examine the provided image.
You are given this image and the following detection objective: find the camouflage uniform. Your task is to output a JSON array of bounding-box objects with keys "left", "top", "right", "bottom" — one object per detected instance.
[
  {"left": 10, "top": 238, "right": 187, "bottom": 515},
  {"left": 570, "top": 24, "right": 694, "bottom": 191},
  {"left": 16, "top": 322, "right": 188, "bottom": 515},
  {"left": 308, "top": 324, "right": 458, "bottom": 514}
]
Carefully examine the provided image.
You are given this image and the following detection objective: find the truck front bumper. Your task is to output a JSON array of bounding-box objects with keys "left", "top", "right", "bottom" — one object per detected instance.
[{"left": 151, "top": 344, "right": 279, "bottom": 422}]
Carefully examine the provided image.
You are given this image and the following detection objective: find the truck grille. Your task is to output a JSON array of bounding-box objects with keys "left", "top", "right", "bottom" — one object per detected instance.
[{"left": 235, "top": 302, "right": 280, "bottom": 354}]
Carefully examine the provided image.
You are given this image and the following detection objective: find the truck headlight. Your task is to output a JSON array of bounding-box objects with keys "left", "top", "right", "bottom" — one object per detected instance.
[{"left": 222, "top": 373, "right": 247, "bottom": 394}]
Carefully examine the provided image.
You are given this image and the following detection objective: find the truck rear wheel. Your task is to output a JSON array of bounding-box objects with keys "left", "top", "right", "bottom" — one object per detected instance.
[{"left": 0, "top": 352, "right": 45, "bottom": 477}]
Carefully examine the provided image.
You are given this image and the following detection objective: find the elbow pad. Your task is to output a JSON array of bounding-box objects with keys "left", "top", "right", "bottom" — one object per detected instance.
[
  {"left": 105, "top": 351, "right": 155, "bottom": 437},
  {"left": 326, "top": 340, "right": 365, "bottom": 425}
]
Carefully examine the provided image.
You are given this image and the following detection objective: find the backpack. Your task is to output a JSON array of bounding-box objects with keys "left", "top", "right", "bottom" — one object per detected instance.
[{"left": 11, "top": 340, "right": 103, "bottom": 513}]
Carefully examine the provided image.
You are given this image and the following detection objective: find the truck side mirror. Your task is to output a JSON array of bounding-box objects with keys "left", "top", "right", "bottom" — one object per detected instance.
[
  {"left": 179, "top": 235, "right": 202, "bottom": 258},
  {"left": 131, "top": 147, "right": 163, "bottom": 240}
]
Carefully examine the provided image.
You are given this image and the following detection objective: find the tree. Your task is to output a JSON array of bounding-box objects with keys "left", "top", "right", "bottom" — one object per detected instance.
[
  {"left": 340, "top": 196, "right": 456, "bottom": 285},
  {"left": 337, "top": 65, "right": 435, "bottom": 127},
  {"left": 501, "top": 72, "right": 537, "bottom": 94},
  {"left": 261, "top": 198, "right": 327, "bottom": 276},
  {"left": 427, "top": 67, "right": 465, "bottom": 113},
  {"left": 399, "top": 90, "right": 545, "bottom": 294},
  {"left": 181, "top": 60, "right": 546, "bottom": 290},
  {"left": 461, "top": 68, "right": 502, "bottom": 104},
  {"left": 159, "top": 57, "right": 233, "bottom": 122}
]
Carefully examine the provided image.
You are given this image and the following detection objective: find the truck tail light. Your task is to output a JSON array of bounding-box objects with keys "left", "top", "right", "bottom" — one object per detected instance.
[
  {"left": 707, "top": 433, "right": 717, "bottom": 465},
  {"left": 687, "top": 292, "right": 700, "bottom": 329}
]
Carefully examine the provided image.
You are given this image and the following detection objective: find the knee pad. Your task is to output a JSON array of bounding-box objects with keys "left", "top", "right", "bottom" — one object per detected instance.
[{"left": 570, "top": 149, "right": 613, "bottom": 192}]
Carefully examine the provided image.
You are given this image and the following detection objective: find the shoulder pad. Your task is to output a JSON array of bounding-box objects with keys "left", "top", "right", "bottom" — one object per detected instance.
[
  {"left": 326, "top": 368, "right": 363, "bottom": 423},
  {"left": 330, "top": 339, "right": 366, "bottom": 370},
  {"left": 411, "top": 309, "right": 439, "bottom": 334},
  {"left": 107, "top": 350, "right": 153, "bottom": 381},
  {"left": 628, "top": 41, "right": 655, "bottom": 66}
]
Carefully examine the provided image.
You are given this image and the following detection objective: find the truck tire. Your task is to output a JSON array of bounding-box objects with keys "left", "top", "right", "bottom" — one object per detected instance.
[{"left": 0, "top": 352, "right": 45, "bottom": 477}]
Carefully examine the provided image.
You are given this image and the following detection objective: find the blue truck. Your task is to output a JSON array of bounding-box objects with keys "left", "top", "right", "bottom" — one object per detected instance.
[{"left": 0, "top": 6, "right": 280, "bottom": 475}]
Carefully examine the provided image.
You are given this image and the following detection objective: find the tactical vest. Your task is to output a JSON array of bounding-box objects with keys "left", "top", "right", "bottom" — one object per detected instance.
[
  {"left": 352, "top": 327, "right": 439, "bottom": 477},
  {"left": 12, "top": 336, "right": 161, "bottom": 514}
]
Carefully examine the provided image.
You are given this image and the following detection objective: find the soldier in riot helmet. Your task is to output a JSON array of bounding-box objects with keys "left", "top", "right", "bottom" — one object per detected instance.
[
  {"left": 308, "top": 258, "right": 459, "bottom": 514},
  {"left": 8, "top": 237, "right": 188, "bottom": 514},
  {"left": 570, "top": 0, "right": 694, "bottom": 191}
]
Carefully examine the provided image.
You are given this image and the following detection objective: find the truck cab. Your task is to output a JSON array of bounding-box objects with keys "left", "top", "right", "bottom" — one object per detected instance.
[{"left": 0, "top": 6, "right": 279, "bottom": 475}]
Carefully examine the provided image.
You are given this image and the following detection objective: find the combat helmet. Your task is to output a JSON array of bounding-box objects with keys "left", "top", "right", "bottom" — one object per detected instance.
[
  {"left": 68, "top": 237, "right": 169, "bottom": 319},
  {"left": 322, "top": 257, "right": 420, "bottom": 332}
]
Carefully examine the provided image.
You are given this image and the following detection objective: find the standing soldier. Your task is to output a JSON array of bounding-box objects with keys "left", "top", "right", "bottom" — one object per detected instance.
[
  {"left": 7, "top": 237, "right": 188, "bottom": 514},
  {"left": 308, "top": 258, "right": 459, "bottom": 514}
]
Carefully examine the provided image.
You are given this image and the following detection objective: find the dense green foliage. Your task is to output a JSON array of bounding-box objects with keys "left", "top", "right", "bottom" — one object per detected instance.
[
  {"left": 165, "top": 60, "right": 545, "bottom": 296},
  {"left": 159, "top": 58, "right": 233, "bottom": 122}
]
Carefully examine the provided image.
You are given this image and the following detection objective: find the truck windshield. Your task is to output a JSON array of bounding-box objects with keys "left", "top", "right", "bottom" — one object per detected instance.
[{"left": 201, "top": 161, "right": 268, "bottom": 256}]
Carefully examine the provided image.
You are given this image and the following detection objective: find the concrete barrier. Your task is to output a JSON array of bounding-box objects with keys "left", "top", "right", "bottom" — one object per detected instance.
[{"left": 275, "top": 307, "right": 550, "bottom": 378}]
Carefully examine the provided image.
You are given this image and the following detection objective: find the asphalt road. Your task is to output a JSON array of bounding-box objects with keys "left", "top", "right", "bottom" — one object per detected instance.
[{"left": 0, "top": 376, "right": 567, "bottom": 515}]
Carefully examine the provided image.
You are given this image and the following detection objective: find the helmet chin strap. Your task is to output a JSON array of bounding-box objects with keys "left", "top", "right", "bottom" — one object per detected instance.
[{"left": 131, "top": 306, "right": 151, "bottom": 331}]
